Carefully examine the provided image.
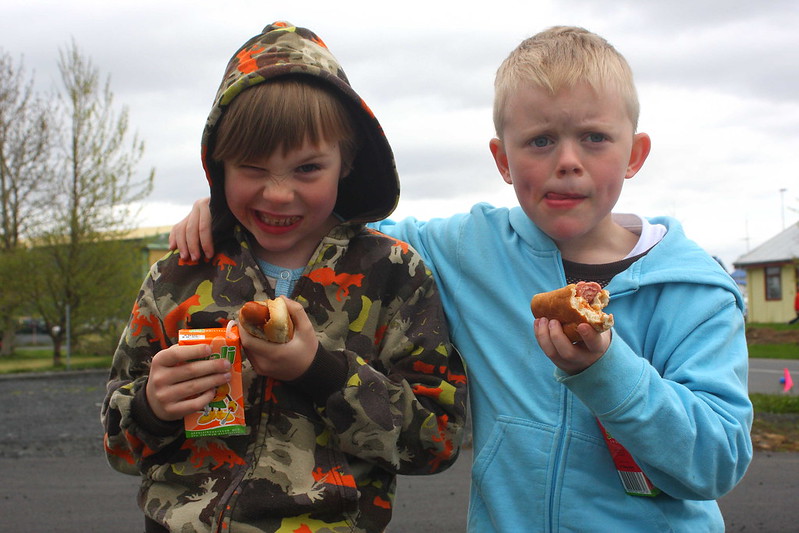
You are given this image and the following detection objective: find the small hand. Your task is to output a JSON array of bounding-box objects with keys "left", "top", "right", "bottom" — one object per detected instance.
[
  {"left": 146, "top": 343, "right": 231, "bottom": 421},
  {"left": 168, "top": 197, "right": 214, "bottom": 262},
  {"left": 240, "top": 297, "right": 319, "bottom": 381},
  {"left": 533, "top": 318, "right": 611, "bottom": 375}
]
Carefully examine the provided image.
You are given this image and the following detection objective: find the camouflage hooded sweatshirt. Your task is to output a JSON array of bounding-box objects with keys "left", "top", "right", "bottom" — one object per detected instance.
[{"left": 102, "top": 22, "right": 467, "bottom": 533}]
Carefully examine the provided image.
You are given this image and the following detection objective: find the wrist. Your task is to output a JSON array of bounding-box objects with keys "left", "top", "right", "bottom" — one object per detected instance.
[
  {"left": 133, "top": 383, "right": 183, "bottom": 436},
  {"left": 289, "top": 343, "right": 348, "bottom": 404}
]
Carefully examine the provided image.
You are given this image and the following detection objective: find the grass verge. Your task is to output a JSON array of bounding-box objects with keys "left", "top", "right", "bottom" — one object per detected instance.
[
  {"left": 748, "top": 344, "right": 799, "bottom": 359},
  {"left": 0, "top": 348, "right": 111, "bottom": 374},
  {"left": 750, "top": 393, "right": 799, "bottom": 413}
]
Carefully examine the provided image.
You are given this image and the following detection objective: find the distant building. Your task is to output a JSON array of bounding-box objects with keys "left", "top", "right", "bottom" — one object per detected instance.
[
  {"left": 127, "top": 226, "right": 173, "bottom": 273},
  {"left": 733, "top": 222, "right": 799, "bottom": 323}
]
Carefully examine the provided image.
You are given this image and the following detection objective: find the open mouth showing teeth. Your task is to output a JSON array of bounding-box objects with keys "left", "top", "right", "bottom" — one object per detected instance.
[{"left": 257, "top": 213, "right": 301, "bottom": 226}]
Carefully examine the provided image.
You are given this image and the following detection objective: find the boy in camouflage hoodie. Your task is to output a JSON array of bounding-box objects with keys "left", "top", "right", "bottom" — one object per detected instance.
[{"left": 102, "top": 22, "right": 466, "bottom": 533}]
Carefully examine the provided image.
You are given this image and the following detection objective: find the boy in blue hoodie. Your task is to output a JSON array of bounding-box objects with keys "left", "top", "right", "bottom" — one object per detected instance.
[{"left": 171, "top": 25, "right": 752, "bottom": 532}]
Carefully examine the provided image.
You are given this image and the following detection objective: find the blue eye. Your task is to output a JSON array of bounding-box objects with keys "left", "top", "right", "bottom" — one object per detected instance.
[
  {"left": 587, "top": 133, "right": 606, "bottom": 143},
  {"left": 297, "top": 164, "right": 320, "bottom": 173},
  {"left": 531, "top": 136, "right": 551, "bottom": 148}
]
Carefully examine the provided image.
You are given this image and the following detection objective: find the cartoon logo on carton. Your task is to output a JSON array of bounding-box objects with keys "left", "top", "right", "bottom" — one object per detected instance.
[
  {"left": 179, "top": 325, "right": 247, "bottom": 437},
  {"left": 195, "top": 341, "right": 239, "bottom": 425}
]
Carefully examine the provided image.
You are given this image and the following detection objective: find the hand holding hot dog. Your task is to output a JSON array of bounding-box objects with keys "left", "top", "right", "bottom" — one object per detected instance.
[
  {"left": 238, "top": 297, "right": 295, "bottom": 343},
  {"left": 237, "top": 297, "right": 318, "bottom": 381},
  {"left": 531, "top": 282, "right": 613, "bottom": 374}
]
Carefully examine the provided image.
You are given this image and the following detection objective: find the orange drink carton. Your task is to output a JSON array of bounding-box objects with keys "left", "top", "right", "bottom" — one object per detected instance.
[{"left": 179, "top": 323, "right": 246, "bottom": 437}]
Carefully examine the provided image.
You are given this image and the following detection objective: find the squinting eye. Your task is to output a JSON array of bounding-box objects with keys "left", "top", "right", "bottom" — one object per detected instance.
[
  {"left": 587, "top": 133, "right": 606, "bottom": 143},
  {"left": 238, "top": 164, "right": 263, "bottom": 174}
]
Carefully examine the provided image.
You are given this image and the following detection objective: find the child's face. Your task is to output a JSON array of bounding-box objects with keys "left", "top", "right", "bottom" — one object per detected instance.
[
  {"left": 224, "top": 138, "right": 344, "bottom": 268},
  {"left": 490, "top": 82, "right": 650, "bottom": 258}
]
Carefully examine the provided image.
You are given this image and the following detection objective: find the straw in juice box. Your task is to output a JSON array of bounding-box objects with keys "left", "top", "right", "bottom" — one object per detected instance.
[{"left": 179, "top": 322, "right": 246, "bottom": 437}]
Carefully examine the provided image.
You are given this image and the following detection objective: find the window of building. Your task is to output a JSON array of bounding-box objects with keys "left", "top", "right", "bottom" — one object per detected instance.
[{"left": 765, "top": 266, "right": 782, "bottom": 300}]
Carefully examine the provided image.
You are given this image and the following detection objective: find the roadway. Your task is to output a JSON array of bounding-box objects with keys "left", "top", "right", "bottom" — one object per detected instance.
[
  {"left": 747, "top": 357, "right": 799, "bottom": 394},
  {"left": 0, "top": 359, "right": 796, "bottom": 532}
]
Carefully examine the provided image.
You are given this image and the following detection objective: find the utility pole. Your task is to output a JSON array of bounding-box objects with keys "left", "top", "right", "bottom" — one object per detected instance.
[
  {"left": 780, "top": 188, "right": 787, "bottom": 230},
  {"left": 743, "top": 218, "right": 750, "bottom": 252}
]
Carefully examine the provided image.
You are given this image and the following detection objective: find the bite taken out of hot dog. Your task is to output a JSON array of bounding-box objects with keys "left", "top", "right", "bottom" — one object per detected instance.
[
  {"left": 530, "top": 281, "right": 614, "bottom": 343},
  {"left": 237, "top": 298, "right": 295, "bottom": 343}
]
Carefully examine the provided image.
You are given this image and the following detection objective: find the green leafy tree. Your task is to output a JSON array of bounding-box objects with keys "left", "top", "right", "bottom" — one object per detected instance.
[{"left": 25, "top": 239, "right": 145, "bottom": 363}]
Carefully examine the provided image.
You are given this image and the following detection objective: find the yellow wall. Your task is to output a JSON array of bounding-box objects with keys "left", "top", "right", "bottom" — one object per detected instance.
[
  {"left": 745, "top": 264, "right": 798, "bottom": 323},
  {"left": 147, "top": 247, "right": 173, "bottom": 267}
]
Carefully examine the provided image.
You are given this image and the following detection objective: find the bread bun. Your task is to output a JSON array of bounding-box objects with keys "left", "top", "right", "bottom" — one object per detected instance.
[
  {"left": 530, "top": 282, "right": 613, "bottom": 342},
  {"left": 238, "top": 298, "right": 295, "bottom": 343}
]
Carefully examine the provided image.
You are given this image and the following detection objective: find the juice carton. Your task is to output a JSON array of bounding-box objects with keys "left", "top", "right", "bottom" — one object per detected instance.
[{"left": 179, "top": 322, "right": 247, "bottom": 437}]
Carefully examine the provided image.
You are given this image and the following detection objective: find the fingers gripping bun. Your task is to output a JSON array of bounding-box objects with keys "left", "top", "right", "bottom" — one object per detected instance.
[
  {"left": 238, "top": 298, "right": 295, "bottom": 343},
  {"left": 530, "top": 282, "right": 614, "bottom": 342}
]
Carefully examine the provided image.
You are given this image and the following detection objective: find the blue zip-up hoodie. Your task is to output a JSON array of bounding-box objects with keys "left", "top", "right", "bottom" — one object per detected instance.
[{"left": 375, "top": 203, "right": 752, "bottom": 532}]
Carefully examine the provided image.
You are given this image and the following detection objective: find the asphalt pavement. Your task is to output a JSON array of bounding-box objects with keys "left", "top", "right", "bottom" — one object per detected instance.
[
  {"left": 747, "top": 357, "right": 799, "bottom": 395},
  {"left": 0, "top": 364, "right": 797, "bottom": 532}
]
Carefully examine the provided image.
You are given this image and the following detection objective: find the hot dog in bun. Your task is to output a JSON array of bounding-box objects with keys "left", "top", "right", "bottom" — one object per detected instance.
[
  {"left": 238, "top": 298, "right": 295, "bottom": 343},
  {"left": 530, "top": 281, "right": 613, "bottom": 342}
]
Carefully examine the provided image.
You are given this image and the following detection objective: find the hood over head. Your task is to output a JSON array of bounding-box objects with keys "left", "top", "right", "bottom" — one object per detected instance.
[{"left": 202, "top": 21, "right": 399, "bottom": 229}]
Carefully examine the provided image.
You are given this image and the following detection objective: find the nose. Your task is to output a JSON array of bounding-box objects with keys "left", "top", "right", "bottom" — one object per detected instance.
[
  {"left": 262, "top": 175, "right": 294, "bottom": 203},
  {"left": 556, "top": 141, "right": 583, "bottom": 177}
]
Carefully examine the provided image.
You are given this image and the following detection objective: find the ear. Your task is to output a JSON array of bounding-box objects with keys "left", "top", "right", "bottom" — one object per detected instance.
[
  {"left": 625, "top": 132, "right": 651, "bottom": 179},
  {"left": 489, "top": 138, "right": 513, "bottom": 185},
  {"left": 339, "top": 161, "right": 353, "bottom": 179}
]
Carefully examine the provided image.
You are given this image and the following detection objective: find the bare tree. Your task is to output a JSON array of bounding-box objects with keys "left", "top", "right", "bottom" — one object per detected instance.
[
  {"left": 0, "top": 50, "right": 55, "bottom": 355},
  {"left": 29, "top": 40, "right": 154, "bottom": 365}
]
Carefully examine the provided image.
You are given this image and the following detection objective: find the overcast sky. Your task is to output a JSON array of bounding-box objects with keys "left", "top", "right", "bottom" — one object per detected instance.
[{"left": 3, "top": 0, "right": 798, "bottom": 270}]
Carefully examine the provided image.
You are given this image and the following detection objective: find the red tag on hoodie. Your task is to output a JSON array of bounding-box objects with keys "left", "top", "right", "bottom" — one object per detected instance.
[{"left": 597, "top": 420, "right": 660, "bottom": 497}]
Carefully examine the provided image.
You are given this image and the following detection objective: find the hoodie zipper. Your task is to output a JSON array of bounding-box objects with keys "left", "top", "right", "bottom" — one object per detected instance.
[
  {"left": 547, "top": 385, "right": 570, "bottom": 532},
  {"left": 213, "top": 375, "right": 271, "bottom": 532}
]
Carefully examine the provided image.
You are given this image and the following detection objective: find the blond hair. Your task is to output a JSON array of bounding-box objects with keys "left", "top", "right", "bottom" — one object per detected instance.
[
  {"left": 213, "top": 76, "right": 359, "bottom": 169},
  {"left": 493, "top": 26, "right": 640, "bottom": 137}
]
